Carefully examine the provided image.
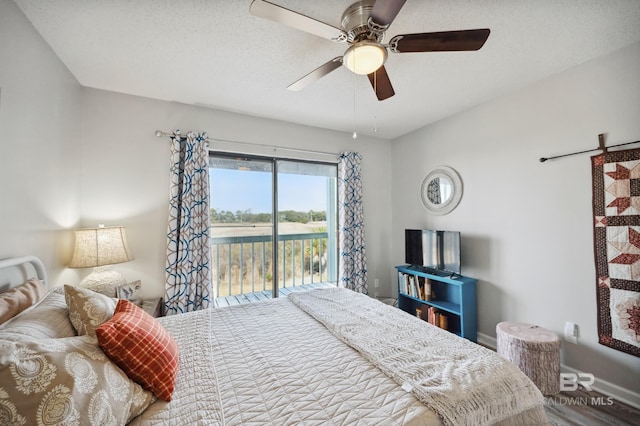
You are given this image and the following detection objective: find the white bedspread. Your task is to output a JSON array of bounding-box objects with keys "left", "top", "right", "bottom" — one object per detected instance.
[
  {"left": 289, "top": 288, "right": 549, "bottom": 426},
  {"left": 131, "top": 295, "right": 439, "bottom": 425},
  {"left": 132, "top": 288, "right": 548, "bottom": 425}
]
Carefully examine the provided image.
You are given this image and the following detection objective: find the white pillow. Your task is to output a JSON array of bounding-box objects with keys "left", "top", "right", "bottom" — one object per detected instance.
[{"left": 0, "top": 288, "right": 75, "bottom": 340}]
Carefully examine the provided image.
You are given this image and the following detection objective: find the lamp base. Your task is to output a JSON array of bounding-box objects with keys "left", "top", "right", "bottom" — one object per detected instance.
[{"left": 78, "top": 266, "right": 126, "bottom": 298}]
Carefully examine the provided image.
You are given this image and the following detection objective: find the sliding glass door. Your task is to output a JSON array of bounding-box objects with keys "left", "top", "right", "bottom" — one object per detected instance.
[
  {"left": 209, "top": 154, "right": 337, "bottom": 301},
  {"left": 209, "top": 156, "right": 274, "bottom": 299},
  {"left": 276, "top": 160, "right": 337, "bottom": 293}
]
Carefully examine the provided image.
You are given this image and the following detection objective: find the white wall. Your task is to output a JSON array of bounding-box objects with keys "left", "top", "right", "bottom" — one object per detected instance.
[
  {"left": 0, "top": 0, "right": 82, "bottom": 285},
  {"left": 391, "top": 42, "right": 640, "bottom": 397},
  {"left": 78, "top": 88, "right": 393, "bottom": 300}
]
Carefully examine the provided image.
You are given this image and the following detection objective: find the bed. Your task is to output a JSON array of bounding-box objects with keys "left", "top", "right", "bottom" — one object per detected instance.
[{"left": 0, "top": 256, "right": 549, "bottom": 425}]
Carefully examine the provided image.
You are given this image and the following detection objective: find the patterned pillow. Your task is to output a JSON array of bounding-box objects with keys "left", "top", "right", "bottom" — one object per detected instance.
[
  {"left": 96, "top": 299, "right": 179, "bottom": 401},
  {"left": 0, "top": 335, "right": 154, "bottom": 425},
  {"left": 0, "top": 288, "right": 76, "bottom": 341},
  {"left": 0, "top": 278, "right": 46, "bottom": 324},
  {"left": 64, "top": 285, "right": 116, "bottom": 337}
]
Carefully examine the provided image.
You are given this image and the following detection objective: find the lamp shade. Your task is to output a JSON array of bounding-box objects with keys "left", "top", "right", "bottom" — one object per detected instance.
[
  {"left": 343, "top": 41, "right": 388, "bottom": 75},
  {"left": 68, "top": 226, "right": 133, "bottom": 268}
]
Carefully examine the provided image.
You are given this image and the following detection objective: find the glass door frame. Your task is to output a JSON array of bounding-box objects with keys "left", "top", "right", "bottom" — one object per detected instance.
[{"left": 209, "top": 151, "right": 338, "bottom": 299}]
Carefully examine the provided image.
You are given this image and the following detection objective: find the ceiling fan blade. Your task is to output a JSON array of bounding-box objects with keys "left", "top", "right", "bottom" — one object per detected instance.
[
  {"left": 367, "top": 66, "right": 395, "bottom": 101},
  {"left": 370, "top": 0, "right": 407, "bottom": 28},
  {"left": 389, "top": 29, "right": 490, "bottom": 53},
  {"left": 288, "top": 57, "right": 343, "bottom": 91},
  {"left": 250, "top": 0, "right": 346, "bottom": 42}
]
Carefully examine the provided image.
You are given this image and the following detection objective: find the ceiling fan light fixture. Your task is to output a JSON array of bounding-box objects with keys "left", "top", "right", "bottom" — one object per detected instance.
[{"left": 343, "top": 41, "right": 387, "bottom": 75}]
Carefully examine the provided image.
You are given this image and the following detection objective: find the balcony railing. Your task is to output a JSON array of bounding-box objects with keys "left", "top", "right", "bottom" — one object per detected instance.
[{"left": 211, "top": 232, "right": 333, "bottom": 298}]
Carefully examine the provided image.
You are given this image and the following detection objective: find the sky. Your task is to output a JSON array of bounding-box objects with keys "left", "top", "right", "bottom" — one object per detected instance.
[{"left": 210, "top": 168, "right": 330, "bottom": 213}]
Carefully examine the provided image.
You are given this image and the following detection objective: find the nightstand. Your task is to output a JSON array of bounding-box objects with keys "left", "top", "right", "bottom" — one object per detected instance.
[{"left": 141, "top": 297, "right": 163, "bottom": 318}]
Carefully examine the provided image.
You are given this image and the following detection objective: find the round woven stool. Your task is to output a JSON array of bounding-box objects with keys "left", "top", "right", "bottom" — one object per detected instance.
[{"left": 496, "top": 321, "right": 561, "bottom": 395}]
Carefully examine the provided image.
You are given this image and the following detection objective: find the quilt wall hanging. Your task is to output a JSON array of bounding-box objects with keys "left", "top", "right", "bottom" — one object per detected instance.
[{"left": 592, "top": 147, "right": 640, "bottom": 357}]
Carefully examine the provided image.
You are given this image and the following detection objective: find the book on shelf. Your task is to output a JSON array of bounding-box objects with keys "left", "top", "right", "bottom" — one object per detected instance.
[
  {"left": 438, "top": 314, "right": 448, "bottom": 330},
  {"left": 411, "top": 276, "right": 420, "bottom": 298},
  {"left": 398, "top": 271, "right": 408, "bottom": 295},
  {"left": 424, "top": 279, "right": 432, "bottom": 301},
  {"left": 418, "top": 306, "right": 449, "bottom": 331},
  {"left": 418, "top": 277, "right": 425, "bottom": 300},
  {"left": 409, "top": 275, "right": 416, "bottom": 297}
]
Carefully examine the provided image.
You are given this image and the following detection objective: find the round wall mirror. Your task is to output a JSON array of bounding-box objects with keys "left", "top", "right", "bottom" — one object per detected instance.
[{"left": 420, "top": 166, "right": 463, "bottom": 215}]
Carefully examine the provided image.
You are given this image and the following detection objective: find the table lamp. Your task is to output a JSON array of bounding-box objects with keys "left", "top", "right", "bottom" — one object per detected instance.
[{"left": 68, "top": 225, "right": 133, "bottom": 296}]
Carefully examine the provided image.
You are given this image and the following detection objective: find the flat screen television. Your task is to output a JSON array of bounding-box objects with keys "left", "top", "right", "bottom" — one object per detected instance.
[{"left": 405, "top": 229, "right": 461, "bottom": 275}]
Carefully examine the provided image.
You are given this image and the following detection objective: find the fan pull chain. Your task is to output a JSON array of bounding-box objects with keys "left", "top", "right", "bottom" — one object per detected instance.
[
  {"left": 373, "top": 71, "right": 378, "bottom": 133},
  {"left": 352, "top": 70, "right": 357, "bottom": 139}
]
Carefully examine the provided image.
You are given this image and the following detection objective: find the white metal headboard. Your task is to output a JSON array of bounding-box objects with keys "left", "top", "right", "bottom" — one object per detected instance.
[{"left": 0, "top": 256, "right": 48, "bottom": 293}]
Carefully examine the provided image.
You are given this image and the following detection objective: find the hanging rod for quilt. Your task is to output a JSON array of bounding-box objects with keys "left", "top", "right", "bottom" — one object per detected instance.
[
  {"left": 154, "top": 130, "right": 340, "bottom": 159},
  {"left": 540, "top": 133, "right": 640, "bottom": 163}
]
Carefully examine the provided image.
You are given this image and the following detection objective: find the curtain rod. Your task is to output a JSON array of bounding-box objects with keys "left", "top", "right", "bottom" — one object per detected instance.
[
  {"left": 154, "top": 130, "right": 340, "bottom": 159},
  {"left": 540, "top": 134, "right": 640, "bottom": 163}
]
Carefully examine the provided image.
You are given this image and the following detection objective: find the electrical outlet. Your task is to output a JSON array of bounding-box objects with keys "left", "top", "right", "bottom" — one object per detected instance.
[
  {"left": 374, "top": 278, "right": 379, "bottom": 288},
  {"left": 564, "top": 322, "right": 578, "bottom": 344}
]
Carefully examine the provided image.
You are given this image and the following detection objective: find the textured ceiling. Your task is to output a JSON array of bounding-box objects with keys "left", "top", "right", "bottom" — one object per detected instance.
[{"left": 14, "top": 0, "right": 640, "bottom": 139}]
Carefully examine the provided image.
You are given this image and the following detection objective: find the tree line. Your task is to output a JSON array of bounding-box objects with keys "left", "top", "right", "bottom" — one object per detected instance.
[{"left": 211, "top": 209, "right": 326, "bottom": 224}]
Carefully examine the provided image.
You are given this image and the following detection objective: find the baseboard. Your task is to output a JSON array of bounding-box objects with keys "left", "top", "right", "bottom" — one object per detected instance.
[
  {"left": 477, "top": 331, "right": 497, "bottom": 349},
  {"left": 476, "top": 332, "right": 640, "bottom": 409}
]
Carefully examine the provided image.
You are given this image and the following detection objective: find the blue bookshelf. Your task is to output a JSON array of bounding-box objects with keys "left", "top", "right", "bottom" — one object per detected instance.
[{"left": 396, "top": 265, "right": 477, "bottom": 342}]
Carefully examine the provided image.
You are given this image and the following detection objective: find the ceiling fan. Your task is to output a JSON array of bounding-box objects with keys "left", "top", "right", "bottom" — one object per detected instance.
[{"left": 249, "top": 0, "right": 490, "bottom": 101}]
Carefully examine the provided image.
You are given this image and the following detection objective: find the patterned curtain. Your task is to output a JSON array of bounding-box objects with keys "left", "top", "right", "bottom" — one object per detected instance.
[
  {"left": 338, "top": 152, "right": 368, "bottom": 293},
  {"left": 164, "top": 130, "right": 212, "bottom": 315}
]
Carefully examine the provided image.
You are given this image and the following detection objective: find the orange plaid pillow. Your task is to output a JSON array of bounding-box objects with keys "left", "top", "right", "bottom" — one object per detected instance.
[{"left": 96, "top": 299, "right": 179, "bottom": 401}]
